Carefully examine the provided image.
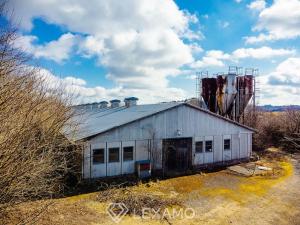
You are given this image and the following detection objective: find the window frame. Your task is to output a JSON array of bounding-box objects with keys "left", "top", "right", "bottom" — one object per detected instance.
[
  {"left": 195, "top": 141, "right": 203, "bottom": 153},
  {"left": 123, "top": 146, "right": 134, "bottom": 161},
  {"left": 93, "top": 148, "right": 105, "bottom": 164},
  {"left": 224, "top": 139, "right": 231, "bottom": 151},
  {"left": 205, "top": 140, "right": 213, "bottom": 152},
  {"left": 108, "top": 147, "right": 120, "bottom": 163}
]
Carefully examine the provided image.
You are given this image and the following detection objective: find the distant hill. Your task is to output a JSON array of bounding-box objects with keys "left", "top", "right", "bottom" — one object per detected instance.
[{"left": 259, "top": 105, "right": 300, "bottom": 112}]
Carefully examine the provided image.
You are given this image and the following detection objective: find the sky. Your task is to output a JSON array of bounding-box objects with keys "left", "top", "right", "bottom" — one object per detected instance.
[{"left": 3, "top": 0, "right": 300, "bottom": 105}]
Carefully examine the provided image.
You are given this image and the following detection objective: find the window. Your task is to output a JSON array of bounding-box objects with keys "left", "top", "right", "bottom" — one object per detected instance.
[
  {"left": 195, "top": 141, "right": 203, "bottom": 153},
  {"left": 224, "top": 139, "right": 231, "bottom": 151},
  {"left": 205, "top": 140, "right": 213, "bottom": 152},
  {"left": 109, "top": 148, "right": 119, "bottom": 162},
  {"left": 123, "top": 146, "right": 134, "bottom": 161},
  {"left": 93, "top": 149, "right": 104, "bottom": 164}
]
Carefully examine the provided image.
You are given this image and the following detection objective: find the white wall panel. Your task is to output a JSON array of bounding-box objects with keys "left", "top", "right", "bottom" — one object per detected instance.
[
  {"left": 135, "top": 140, "right": 149, "bottom": 161},
  {"left": 222, "top": 135, "right": 232, "bottom": 162},
  {"left": 231, "top": 134, "right": 240, "bottom": 160},
  {"left": 213, "top": 135, "right": 222, "bottom": 163},
  {"left": 90, "top": 142, "right": 107, "bottom": 178},
  {"left": 204, "top": 136, "right": 214, "bottom": 164},
  {"left": 193, "top": 136, "right": 204, "bottom": 165},
  {"left": 107, "top": 142, "right": 121, "bottom": 176},
  {"left": 239, "top": 133, "right": 248, "bottom": 158},
  {"left": 121, "top": 141, "right": 135, "bottom": 175}
]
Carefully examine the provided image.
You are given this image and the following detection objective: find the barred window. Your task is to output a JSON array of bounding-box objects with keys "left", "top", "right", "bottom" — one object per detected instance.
[
  {"left": 93, "top": 149, "right": 104, "bottom": 164},
  {"left": 195, "top": 141, "right": 203, "bottom": 153},
  {"left": 123, "top": 146, "right": 133, "bottom": 161},
  {"left": 224, "top": 139, "right": 231, "bottom": 151},
  {"left": 109, "top": 148, "right": 119, "bottom": 162},
  {"left": 205, "top": 140, "right": 213, "bottom": 152}
]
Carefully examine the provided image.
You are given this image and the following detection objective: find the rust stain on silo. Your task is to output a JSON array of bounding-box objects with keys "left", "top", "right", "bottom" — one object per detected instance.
[
  {"left": 202, "top": 78, "right": 217, "bottom": 113},
  {"left": 237, "top": 75, "right": 253, "bottom": 116},
  {"left": 216, "top": 75, "right": 226, "bottom": 116}
]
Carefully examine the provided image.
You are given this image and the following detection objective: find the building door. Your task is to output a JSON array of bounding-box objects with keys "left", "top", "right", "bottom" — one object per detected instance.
[
  {"left": 163, "top": 138, "right": 192, "bottom": 175},
  {"left": 166, "top": 146, "right": 177, "bottom": 170}
]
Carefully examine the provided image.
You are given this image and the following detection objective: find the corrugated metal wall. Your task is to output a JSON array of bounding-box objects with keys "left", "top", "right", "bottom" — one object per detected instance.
[{"left": 83, "top": 105, "right": 253, "bottom": 178}]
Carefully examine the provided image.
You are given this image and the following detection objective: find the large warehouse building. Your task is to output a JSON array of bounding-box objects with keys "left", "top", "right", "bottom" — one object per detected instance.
[{"left": 70, "top": 97, "right": 254, "bottom": 179}]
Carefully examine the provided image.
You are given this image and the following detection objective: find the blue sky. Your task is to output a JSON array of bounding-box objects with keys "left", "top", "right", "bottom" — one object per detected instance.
[{"left": 4, "top": 0, "right": 300, "bottom": 105}]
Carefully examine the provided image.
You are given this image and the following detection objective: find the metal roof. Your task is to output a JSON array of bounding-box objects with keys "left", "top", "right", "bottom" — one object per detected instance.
[
  {"left": 67, "top": 102, "right": 182, "bottom": 141},
  {"left": 66, "top": 101, "right": 255, "bottom": 141}
]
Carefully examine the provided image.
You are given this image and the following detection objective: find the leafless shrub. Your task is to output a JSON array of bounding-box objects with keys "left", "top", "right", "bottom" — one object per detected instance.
[
  {"left": 244, "top": 107, "right": 300, "bottom": 152},
  {"left": 0, "top": 3, "right": 81, "bottom": 223},
  {"left": 282, "top": 109, "right": 300, "bottom": 135},
  {"left": 242, "top": 106, "right": 259, "bottom": 128},
  {"left": 255, "top": 112, "right": 284, "bottom": 150},
  {"left": 280, "top": 109, "right": 300, "bottom": 152}
]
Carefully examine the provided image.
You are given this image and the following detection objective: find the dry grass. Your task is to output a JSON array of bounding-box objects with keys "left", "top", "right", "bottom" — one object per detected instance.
[
  {"left": 3, "top": 152, "right": 299, "bottom": 225},
  {"left": 97, "top": 186, "right": 182, "bottom": 217}
]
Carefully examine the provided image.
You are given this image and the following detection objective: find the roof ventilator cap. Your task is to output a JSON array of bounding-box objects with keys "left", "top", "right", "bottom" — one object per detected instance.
[
  {"left": 99, "top": 101, "right": 108, "bottom": 109},
  {"left": 124, "top": 97, "right": 138, "bottom": 107},
  {"left": 110, "top": 99, "right": 121, "bottom": 108}
]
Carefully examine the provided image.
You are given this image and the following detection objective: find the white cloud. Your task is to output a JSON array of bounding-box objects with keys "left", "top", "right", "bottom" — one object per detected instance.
[
  {"left": 190, "top": 50, "right": 230, "bottom": 68},
  {"left": 247, "top": 0, "right": 266, "bottom": 11},
  {"left": 38, "top": 68, "right": 188, "bottom": 104},
  {"left": 244, "top": 33, "right": 275, "bottom": 44},
  {"left": 232, "top": 47, "right": 295, "bottom": 59},
  {"left": 7, "top": 0, "right": 198, "bottom": 94},
  {"left": 190, "top": 47, "right": 295, "bottom": 69},
  {"left": 14, "top": 33, "right": 77, "bottom": 63},
  {"left": 206, "top": 50, "right": 231, "bottom": 60},
  {"left": 191, "top": 57, "right": 225, "bottom": 69},
  {"left": 218, "top": 21, "right": 230, "bottom": 28},
  {"left": 202, "top": 14, "right": 209, "bottom": 19},
  {"left": 245, "top": 0, "right": 300, "bottom": 43},
  {"left": 235, "top": 0, "right": 242, "bottom": 3},
  {"left": 259, "top": 58, "right": 300, "bottom": 105},
  {"left": 188, "top": 43, "right": 204, "bottom": 54},
  {"left": 268, "top": 58, "right": 300, "bottom": 87},
  {"left": 7, "top": 0, "right": 190, "bottom": 35},
  {"left": 78, "top": 36, "right": 106, "bottom": 58}
]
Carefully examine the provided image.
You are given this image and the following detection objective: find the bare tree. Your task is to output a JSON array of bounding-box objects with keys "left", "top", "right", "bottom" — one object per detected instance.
[
  {"left": 142, "top": 124, "right": 162, "bottom": 171},
  {"left": 282, "top": 108, "right": 300, "bottom": 135},
  {"left": 281, "top": 108, "right": 300, "bottom": 152},
  {"left": 0, "top": 3, "right": 81, "bottom": 223}
]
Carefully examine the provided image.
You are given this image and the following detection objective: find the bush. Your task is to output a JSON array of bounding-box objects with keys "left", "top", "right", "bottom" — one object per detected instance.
[
  {"left": 244, "top": 109, "right": 299, "bottom": 151},
  {"left": 0, "top": 3, "right": 81, "bottom": 221}
]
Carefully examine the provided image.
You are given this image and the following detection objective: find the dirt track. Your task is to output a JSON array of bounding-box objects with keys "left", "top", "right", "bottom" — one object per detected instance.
[{"left": 184, "top": 154, "right": 300, "bottom": 225}]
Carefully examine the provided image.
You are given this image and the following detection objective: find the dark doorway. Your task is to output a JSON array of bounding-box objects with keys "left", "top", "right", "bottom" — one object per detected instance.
[{"left": 163, "top": 138, "right": 192, "bottom": 175}]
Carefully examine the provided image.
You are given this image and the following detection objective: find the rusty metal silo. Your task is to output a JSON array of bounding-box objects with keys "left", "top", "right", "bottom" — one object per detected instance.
[
  {"left": 216, "top": 73, "right": 237, "bottom": 117},
  {"left": 201, "top": 78, "right": 217, "bottom": 113},
  {"left": 236, "top": 75, "right": 253, "bottom": 118},
  {"left": 197, "top": 67, "right": 257, "bottom": 122}
]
